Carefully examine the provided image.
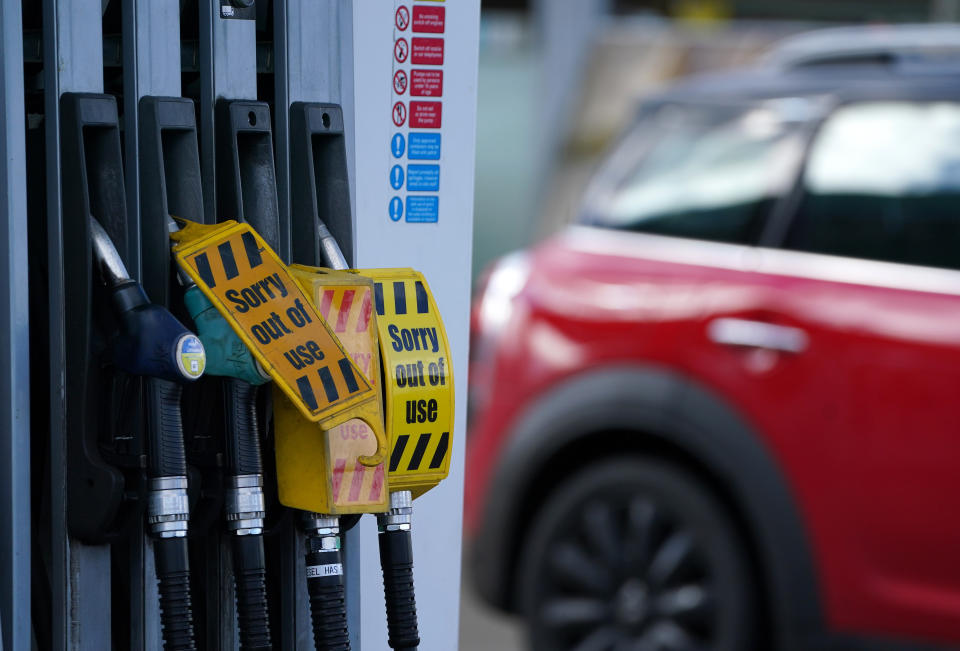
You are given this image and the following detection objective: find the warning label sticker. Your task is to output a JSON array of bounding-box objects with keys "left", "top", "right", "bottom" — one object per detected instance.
[
  {"left": 408, "top": 133, "right": 441, "bottom": 160},
  {"left": 393, "top": 69, "right": 408, "bottom": 95},
  {"left": 395, "top": 5, "right": 410, "bottom": 31},
  {"left": 405, "top": 196, "right": 439, "bottom": 223},
  {"left": 410, "top": 101, "right": 442, "bottom": 128},
  {"left": 171, "top": 220, "right": 375, "bottom": 425},
  {"left": 411, "top": 69, "right": 442, "bottom": 97},
  {"left": 411, "top": 37, "right": 444, "bottom": 65},
  {"left": 406, "top": 164, "right": 440, "bottom": 192},
  {"left": 412, "top": 6, "right": 445, "bottom": 33},
  {"left": 394, "top": 37, "right": 409, "bottom": 63}
]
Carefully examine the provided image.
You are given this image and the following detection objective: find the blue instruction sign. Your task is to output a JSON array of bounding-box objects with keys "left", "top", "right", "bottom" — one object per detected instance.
[
  {"left": 405, "top": 196, "right": 439, "bottom": 223},
  {"left": 389, "top": 197, "right": 404, "bottom": 222},
  {"left": 406, "top": 164, "right": 440, "bottom": 192},
  {"left": 391, "top": 133, "right": 406, "bottom": 158},
  {"left": 390, "top": 165, "right": 405, "bottom": 190},
  {"left": 408, "top": 133, "right": 441, "bottom": 160}
]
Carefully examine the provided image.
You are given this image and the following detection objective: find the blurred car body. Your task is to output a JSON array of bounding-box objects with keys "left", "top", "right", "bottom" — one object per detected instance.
[{"left": 465, "top": 25, "right": 960, "bottom": 651}]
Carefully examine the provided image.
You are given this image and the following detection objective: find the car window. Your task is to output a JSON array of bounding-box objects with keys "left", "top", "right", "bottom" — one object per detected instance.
[
  {"left": 582, "top": 101, "right": 808, "bottom": 245},
  {"left": 785, "top": 101, "right": 960, "bottom": 270}
]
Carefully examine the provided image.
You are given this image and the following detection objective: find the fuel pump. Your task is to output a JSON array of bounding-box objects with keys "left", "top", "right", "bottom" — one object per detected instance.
[
  {"left": 277, "top": 265, "right": 390, "bottom": 651},
  {"left": 139, "top": 93, "right": 274, "bottom": 649},
  {"left": 171, "top": 214, "right": 274, "bottom": 651},
  {"left": 90, "top": 217, "right": 204, "bottom": 649},
  {"left": 59, "top": 90, "right": 204, "bottom": 650},
  {"left": 168, "top": 217, "right": 389, "bottom": 651},
  {"left": 23, "top": 2, "right": 477, "bottom": 645},
  {"left": 284, "top": 102, "right": 376, "bottom": 651},
  {"left": 288, "top": 250, "right": 455, "bottom": 651},
  {"left": 283, "top": 101, "right": 455, "bottom": 651}
]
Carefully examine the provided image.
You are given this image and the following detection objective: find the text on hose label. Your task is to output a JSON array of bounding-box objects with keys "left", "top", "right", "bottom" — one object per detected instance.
[{"left": 306, "top": 563, "right": 343, "bottom": 578}]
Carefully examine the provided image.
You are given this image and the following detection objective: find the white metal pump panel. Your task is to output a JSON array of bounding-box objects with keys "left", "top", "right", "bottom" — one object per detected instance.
[{"left": 349, "top": 0, "right": 480, "bottom": 648}]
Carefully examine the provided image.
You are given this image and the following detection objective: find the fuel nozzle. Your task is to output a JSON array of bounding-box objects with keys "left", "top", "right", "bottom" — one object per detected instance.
[{"left": 91, "top": 217, "right": 206, "bottom": 384}]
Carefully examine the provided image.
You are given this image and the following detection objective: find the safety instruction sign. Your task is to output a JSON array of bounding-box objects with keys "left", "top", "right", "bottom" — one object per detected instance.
[
  {"left": 169, "top": 220, "right": 381, "bottom": 438},
  {"left": 364, "top": 268, "right": 454, "bottom": 496},
  {"left": 389, "top": 0, "right": 445, "bottom": 223}
]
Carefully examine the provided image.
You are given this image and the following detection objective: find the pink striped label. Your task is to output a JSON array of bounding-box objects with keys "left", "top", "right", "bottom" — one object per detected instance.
[
  {"left": 331, "top": 458, "right": 347, "bottom": 500},
  {"left": 348, "top": 460, "right": 366, "bottom": 502},
  {"left": 336, "top": 290, "right": 355, "bottom": 333}
]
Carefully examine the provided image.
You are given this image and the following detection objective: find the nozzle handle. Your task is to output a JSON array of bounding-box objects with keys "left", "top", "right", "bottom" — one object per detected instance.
[
  {"left": 145, "top": 378, "right": 188, "bottom": 478},
  {"left": 111, "top": 282, "right": 206, "bottom": 383},
  {"left": 223, "top": 378, "right": 264, "bottom": 476}
]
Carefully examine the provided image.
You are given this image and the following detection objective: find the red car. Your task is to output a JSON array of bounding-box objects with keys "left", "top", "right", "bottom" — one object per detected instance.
[{"left": 466, "top": 27, "right": 960, "bottom": 651}]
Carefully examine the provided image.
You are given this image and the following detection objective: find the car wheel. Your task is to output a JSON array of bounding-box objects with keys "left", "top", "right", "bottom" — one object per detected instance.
[{"left": 519, "top": 458, "right": 757, "bottom": 651}]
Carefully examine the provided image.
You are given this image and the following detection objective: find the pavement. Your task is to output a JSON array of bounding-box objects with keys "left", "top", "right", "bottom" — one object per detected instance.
[{"left": 458, "top": 570, "right": 526, "bottom": 651}]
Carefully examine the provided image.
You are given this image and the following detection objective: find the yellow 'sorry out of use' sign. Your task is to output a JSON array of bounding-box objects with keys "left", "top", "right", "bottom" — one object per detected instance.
[
  {"left": 169, "top": 219, "right": 387, "bottom": 466},
  {"left": 363, "top": 268, "right": 454, "bottom": 497}
]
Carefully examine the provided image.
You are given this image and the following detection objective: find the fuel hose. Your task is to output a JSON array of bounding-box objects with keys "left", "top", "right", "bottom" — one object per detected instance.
[
  {"left": 304, "top": 514, "right": 350, "bottom": 651},
  {"left": 224, "top": 378, "right": 272, "bottom": 650},
  {"left": 377, "top": 491, "right": 419, "bottom": 650},
  {"left": 145, "top": 377, "right": 196, "bottom": 650}
]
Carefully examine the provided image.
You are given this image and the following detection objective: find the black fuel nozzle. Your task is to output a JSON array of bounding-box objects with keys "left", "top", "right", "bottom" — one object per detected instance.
[
  {"left": 91, "top": 216, "right": 200, "bottom": 649},
  {"left": 91, "top": 217, "right": 205, "bottom": 384}
]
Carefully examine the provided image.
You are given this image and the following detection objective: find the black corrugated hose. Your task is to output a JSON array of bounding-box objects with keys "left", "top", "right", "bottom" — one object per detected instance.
[
  {"left": 379, "top": 528, "right": 420, "bottom": 651},
  {"left": 145, "top": 377, "right": 197, "bottom": 650},
  {"left": 306, "top": 534, "right": 350, "bottom": 650},
  {"left": 224, "top": 378, "right": 272, "bottom": 650}
]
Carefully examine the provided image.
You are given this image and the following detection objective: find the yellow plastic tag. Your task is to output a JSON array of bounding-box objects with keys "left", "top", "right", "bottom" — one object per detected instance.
[
  {"left": 170, "top": 219, "right": 387, "bottom": 466},
  {"left": 362, "top": 269, "right": 454, "bottom": 497},
  {"left": 273, "top": 266, "right": 389, "bottom": 513}
]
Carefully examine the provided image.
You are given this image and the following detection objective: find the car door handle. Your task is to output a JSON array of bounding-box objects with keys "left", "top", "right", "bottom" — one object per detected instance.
[{"left": 707, "top": 318, "right": 808, "bottom": 354}]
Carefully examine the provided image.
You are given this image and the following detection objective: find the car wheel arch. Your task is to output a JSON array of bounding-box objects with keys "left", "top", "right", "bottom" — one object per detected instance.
[{"left": 470, "top": 364, "right": 823, "bottom": 651}]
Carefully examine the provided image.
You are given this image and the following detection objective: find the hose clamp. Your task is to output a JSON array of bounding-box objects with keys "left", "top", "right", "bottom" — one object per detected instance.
[
  {"left": 148, "top": 476, "right": 190, "bottom": 538},
  {"left": 226, "top": 474, "right": 265, "bottom": 535},
  {"left": 377, "top": 490, "right": 413, "bottom": 532}
]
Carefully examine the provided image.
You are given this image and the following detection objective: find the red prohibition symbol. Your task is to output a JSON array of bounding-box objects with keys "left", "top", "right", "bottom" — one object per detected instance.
[
  {"left": 392, "top": 101, "right": 407, "bottom": 127},
  {"left": 393, "top": 70, "right": 408, "bottom": 95},
  {"left": 395, "top": 5, "right": 410, "bottom": 31},
  {"left": 394, "top": 38, "right": 409, "bottom": 64}
]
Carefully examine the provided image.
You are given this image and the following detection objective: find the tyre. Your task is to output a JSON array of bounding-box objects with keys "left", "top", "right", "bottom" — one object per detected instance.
[{"left": 519, "top": 458, "right": 757, "bottom": 651}]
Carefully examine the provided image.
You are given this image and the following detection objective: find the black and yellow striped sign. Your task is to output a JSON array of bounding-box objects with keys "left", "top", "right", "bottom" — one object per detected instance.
[
  {"left": 363, "top": 269, "right": 454, "bottom": 497},
  {"left": 170, "top": 220, "right": 386, "bottom": 466}
]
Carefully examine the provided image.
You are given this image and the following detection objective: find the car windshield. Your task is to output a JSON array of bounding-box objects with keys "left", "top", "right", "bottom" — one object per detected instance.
[{"left": 582, "top": 101, "right": 812, "bottom": 244}]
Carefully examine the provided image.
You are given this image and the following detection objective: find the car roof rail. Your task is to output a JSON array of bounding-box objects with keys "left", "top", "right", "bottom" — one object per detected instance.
[{"left": 761, "top": 24, "right": 960, "bottom": 69}]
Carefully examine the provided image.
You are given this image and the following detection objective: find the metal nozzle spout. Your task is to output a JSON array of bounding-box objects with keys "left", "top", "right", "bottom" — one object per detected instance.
[
  {"left": 89, "top": 217, "right": 131, "bottom": 286},
  {"left": 318, "top": 220, "right": 349, "bottom": 271}
]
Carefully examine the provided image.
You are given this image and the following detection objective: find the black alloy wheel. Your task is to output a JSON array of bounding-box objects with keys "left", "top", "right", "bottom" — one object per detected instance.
[{"left": 519, "top": 458, "right": 757, "bottom": 651}]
